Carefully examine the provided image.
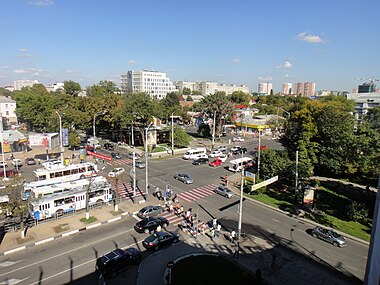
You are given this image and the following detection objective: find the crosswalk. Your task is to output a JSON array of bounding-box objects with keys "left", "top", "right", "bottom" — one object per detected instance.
[
  {"left": 177, "top": 184, "right": 217, "bottom": 202},
  {"left": 110, "top": 158, "right": 132, "bottom": 166}
]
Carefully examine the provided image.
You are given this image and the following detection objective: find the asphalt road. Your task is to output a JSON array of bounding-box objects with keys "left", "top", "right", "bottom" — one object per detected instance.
[{"left": 0, "top": 137, "right": 369, "bottom": 284}]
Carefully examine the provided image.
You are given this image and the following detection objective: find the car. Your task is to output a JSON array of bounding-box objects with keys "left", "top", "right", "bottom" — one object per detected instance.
[
  {"left": 192, "top": 157, "right": 209, "bottom": 165},
  {"left": 128, "top": 152, "right": 140, "bottom": 160},
  {"left": 216, "top": 146, "right": 228, "bottom": 152},
  {"left": 255, "top": 145, "right": 269, "bottom": 151},
  {"left": 174, "top": 173, "right": 193, "bottom": 184},
  {"left": 95, "top": 248, "right": 142, "bottom": 278},
  {"left": 135, "top": 161, "right": 146, "bottom": 169},
  {"left": 68, "top": 145, "right": 81, "bottom": 151},
  {"left": 12, "top": 159, "right": 23, "bottom": 168},
  {"left": 86, "top": 145, "right": 96, "bottom": 152},
  {"left": 0, "top": 169, "right": 18, "bottom": 177},
  {"left": 231, "top": 146, "right": 247, "bottom": 154},
  {"left": 0, "top": 161, "right": 8, "bottom": 168},
  {"left": 142, "top": 231, "right": 180, "bottom": 251},
  {"left": 42, "top": 159, "right": 61, "bottom": 167},
  {"left": 25, "top": 157, "right": 37, "bottom": 165},
  {"left": 111, "top": 152, "right": 122, "bottom": 159},
  {"left": 215, "top": 185, "right": 234, "bottom": 198},
  {"left": 108, "top": 167, "right": 125, "bottom": 177},
  {"left": 194, "top": 153, "right": 208, "bottom": 160},
  {"left": 134, "top": 217, "right": 169, "bottom": 234},
  {"left": 233, "top": 136, "right": 245, "bottom": 142},
  {"left": 218, "top": 154, "right": 228, "bottom": 162},
  {"left": 311, "top": 226, "right": 347, "bottom": 247},
  {"left": 209, "top": 150, "right": 222, "bottom": 158},
  {"left": 104, "top": 143, "right": 115, "bottom": 151},
  {"left": 230, "top": 146, "right": 242, "bottom": 152},
  {"left": 209, "top": 158, "right": 223, "bottom": 167},
  {"left": 137, "top": 205, "right": 165, "bottom": 219}
]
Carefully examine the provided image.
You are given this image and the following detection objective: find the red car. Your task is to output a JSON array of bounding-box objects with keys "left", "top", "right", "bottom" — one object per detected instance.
[
  {"left": 255, "top": 145, "right": 269, "bottom": 151},
  {"left": 0, "top": 169, "right": 18, "bottom": 178},
  {"left": 209, "top": 159, "right": 223, "bottom": 167}
]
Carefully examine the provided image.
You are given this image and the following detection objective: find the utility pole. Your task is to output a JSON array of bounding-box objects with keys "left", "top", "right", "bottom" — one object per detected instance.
[
  {"left": 295, "top": 150, "right": 299, "bottom": 206},
  {"left": 257, "top": 132, "right": 261, "bottom": 180},
  {"left": 133, "top": 152, "right": 136, "bottom": 197},
  {"left": 237, "top": 149, "right": 244, "bottom": 241},
  {"left": 212, "top": 110, "right": 216, "bottom": 150},
  {"left": 171, "top": 112, "right": 174, "bottom": 155},
  {"left": 145, "top": 123, "right": 153, "bottom": 199}
]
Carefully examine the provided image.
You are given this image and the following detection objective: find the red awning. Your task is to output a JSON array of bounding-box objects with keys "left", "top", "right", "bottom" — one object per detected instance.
[{"left": 87, "top": 151, "right": 112, "bottom": 161}]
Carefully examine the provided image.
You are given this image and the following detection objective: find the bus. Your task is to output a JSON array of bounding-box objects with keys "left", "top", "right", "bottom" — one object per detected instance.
[
  {"left": 182, "top": 148, "right": 207, "bottom": 160},
  {"left": 228, "top": 157, "right": 253, "bottom": 172},
  {"left": 24, "top": 162, "right": 98, "bottom": 190},
  {"left": 23, "top": 176, "right": 109, "bottom": 200},
  {"left": 30, "top": 179, "right": 113, "bottom": 220}
]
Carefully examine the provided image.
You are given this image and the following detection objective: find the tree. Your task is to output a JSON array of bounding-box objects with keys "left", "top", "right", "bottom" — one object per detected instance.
[
  {"left": 229, "top": 91, "right": 251, "bottom": 105},
  {"left": 86, "top": 80, "right": 118, "bottom": 97},
  {"left": 182, "top": 87, "right": 191, "bottom": 95},
  {"left": 64, "top": 80, "right": 81, "bottom": 96},
  {"left": 173, "top": 127, "right": 191, "bottom": 147},
  {"left": 258, "top": 149, "right": 292, "bottom": 180},
  {"left": 186, "top": 96, "right": 193, "bottom": 101}
]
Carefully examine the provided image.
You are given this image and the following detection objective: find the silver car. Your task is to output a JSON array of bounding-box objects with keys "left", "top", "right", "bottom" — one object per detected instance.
[
  {"left": 215, "top": 185, "right": 234, "bottom": 198},
  {"left": 174, "top": 173, "right": 193, "bottom": 184},
  {"left": 311, "top": 226, "right": 347, "bottom": 247},
  {"left": 137, "top": 205, "right": 165, "bottom": 219}
]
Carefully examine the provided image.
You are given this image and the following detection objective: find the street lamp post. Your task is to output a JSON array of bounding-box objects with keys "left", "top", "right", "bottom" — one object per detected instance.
[
  {"left": 55, "top": 111, "right": 64, "bottom": 165},
  {"left": 212, "top": 110, "right": 216, "bottom": 150},
  {"left": 237, "top": 149, "right": 244, "bottom": 242},
  {"left": 171, "top": 112, "right": 174, "bottom": 155},
  {"left": 0, "top": 112, "right": 7, "bottom": 181},
  {"left": 145, "top": 122, "right": 153, "bottom": 198}
]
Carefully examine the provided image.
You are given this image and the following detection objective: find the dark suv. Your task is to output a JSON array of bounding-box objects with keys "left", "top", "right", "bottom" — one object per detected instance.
[
  {"left": 192, "top": 157, "right": 209, "bottom": 165},
  {"left": 104, "top": 143, "right": 114, "bottom": 151},
  {"left": 134, "top": 217, "right": 169, "bottom": 234},
  {"left": 95, "top": 248, "right": 142, "bottom": 278}
]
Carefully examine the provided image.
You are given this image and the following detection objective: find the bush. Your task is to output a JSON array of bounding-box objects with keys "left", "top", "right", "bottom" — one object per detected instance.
[{"left": 345, "top": 201, "right": 369, "bottom": 223}]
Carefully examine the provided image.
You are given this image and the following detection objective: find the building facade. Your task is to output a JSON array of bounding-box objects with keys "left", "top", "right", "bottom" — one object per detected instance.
[
  {"left": 174, "top": 81, "right": 249, "bottom": 96},
  {"left": 346, "top": 92, "right": 380, "bottom": 119},
  {"left": 13, "top": 80, "right": 39, "bottom": 91},
  {"left": 258, "top": 82, "right": 273, "bottom": 95},
  {"left": 120, "top": 70, "right": 177, "bottom": 99},
  {"left": 0, "top": 96, "right": 18, "bottom": 127},
  {"left": 282, "top": 83, "right": 292, "bottom": 95},
  {"left": 293, "top": 82, "right": 316, "bottom": 97}
]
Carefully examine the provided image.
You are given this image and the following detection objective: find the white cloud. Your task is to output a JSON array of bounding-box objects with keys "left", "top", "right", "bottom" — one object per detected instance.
[
  {"left": 258, "top": 76, "right": 272, "bottom": 81},
  {"left": 28, "top": 0, "right": 54, "bottom": 6},
  {"left": 19, "top": 48, "right": 28, "bottom": 52},
  {"left": 19, "top": 53, "right": 34, "bottom": 58},
  {"left": 278, "top": 61, "right": 292, "bottom": 69},
  {"left": 232, "top": 58, "right": 240, "bottom": 64},
  {"left": 14, "top": 69, "right": 29, "bottom": 74},
  {"left": 64, "top": 69, "right": 75, "bottom": 74},
  {"left": 297, "top": 32, "right": 326, "bottom": 43},
  {"left": 2, "top": 66, "right": 9, "bottom": 69},
  {"left": 128, "top": 59, "right": 138, "bottom": 64}
]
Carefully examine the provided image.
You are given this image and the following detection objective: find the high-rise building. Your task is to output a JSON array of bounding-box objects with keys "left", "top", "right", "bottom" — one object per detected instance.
[
  {"left": 13, "top": 80, "right": 39, "bottom": 91},
  {"left": 293, "top": 82, "right": 316, "bottom": 97},
  {"left": 282, "top": 83, "right": 292, "bottom": 95},
  {"left": 120, "top": 70, "right": 177, "bottom": 99},
  {"left": 258, "top": 82, "right": 273, "bottom": 95},
  {"left": 174, "top": 81, "right": 250, "bottom": 96},
  {"left": 358, "top": 82, "right": 376, "bottom": 93}
]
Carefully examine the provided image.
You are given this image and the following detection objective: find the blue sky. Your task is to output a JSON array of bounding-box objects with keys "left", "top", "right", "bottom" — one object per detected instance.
[{"left": 1, "top": 0, "right": 379, "bottom": 92}]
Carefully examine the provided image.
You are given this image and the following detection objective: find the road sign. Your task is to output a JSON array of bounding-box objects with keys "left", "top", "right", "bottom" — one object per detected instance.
[{"left": 251, "top": 175, "right": 278, "bottom": 192}]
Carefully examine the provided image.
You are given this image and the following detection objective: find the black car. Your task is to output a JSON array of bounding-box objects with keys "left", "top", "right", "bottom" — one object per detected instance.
[
  {"left": 142, "top": 231, "right": 179, "bottom": 251},
  {"left": 68, "top": 145, "right": 81, "bottom": 151},
  {"left": 231, "top": 147, "right": 247, "bottom": 154},
  {"left": 111, "top": 152, "right": 122, "bottom": 159},
  {"left": 192, "top": 157, "right": 209, "bottom": 165},
  {"left": 95, "top": 248, "right": 142, "bottom": 278},
  {"left": 134, "top": 217, "right": 169, "bottom": 234},
  {"left": 104, "top": 143, "right": 115, "bottom": 151}
]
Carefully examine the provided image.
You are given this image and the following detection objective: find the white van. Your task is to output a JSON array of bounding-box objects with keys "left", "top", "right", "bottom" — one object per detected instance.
[{"left": 182, "top": 148, "right": 207, "bottom": 160}]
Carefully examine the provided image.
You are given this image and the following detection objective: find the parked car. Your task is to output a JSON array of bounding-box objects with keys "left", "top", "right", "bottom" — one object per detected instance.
[
  {"left": 25, "top": 157, "right": 37, "bottom": 166},
  {"left": 233, "top": 136, "right": 245, "bottom": 142},
  {"left": 192, "top": 157, "right": 209, "bottom": 165},
  {"left": 215, "top": 185, "right": 234, "bottom": 198},
  {"left": 95, "top": 248, "right": 142, "bottom": 278},
  {"left": 12, "top": 159, "right": 23, "bottom": 168},
  {"left": 111, "top": 152, "right": 122, "bottom": 159},
  {"left": 231, "top": 146, "right": 247, "bottom": 154},
  {"left": 216, "top": 146, "right": 228, "bottom": 152},
  {"left": 209, "top": 150, "right": 222, "bottom": 158},
  {"left": 137, "top": 205, "right": 165, "bottom": 219},
  {"left": 134, "top": 217, "right": 169, "bottom": 234},
  {"left": 194, "top": 153, "right": 208, "bottom": 160},
  {"left": 135, "top": 161, "right": 146, "bottom": 169},
  {"left": 108, "top": 167, "right": 125, "bottom": 177},
  {"left": 311, "top": 226, "right": 347, "bottom": 247},
  {"left": 0, "top": 169, "right": 18, "bottom": 177},
  {"left": 209, "top": 158, "right": 223, "bottom": 167},
  {"left": 142, "top": 231, "right": 179, "bottom": 251},
  {"left": 104, "top": 143, "right": 115, "bottom": 151},
  {"left": 218, "top": 154, "right": 228, "bottom": 162},
  {"left": 0, "top": 161, "right": 8, "bottom": 168},
  {"left": 42, "top": 159, "right": 61, "bottom": 167},
  {"left": 128, "top": 152, "right": 140, "bottom": 160},
  {"left": 174, "top": 173, "right": 193, "bottom": 184}
]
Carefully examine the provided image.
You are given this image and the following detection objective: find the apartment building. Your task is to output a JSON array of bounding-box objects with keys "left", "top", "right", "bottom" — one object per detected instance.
[
  {"left": 293, "top": 82, "right": 316, "bottom": 97},
  {"left": 0, "top": 96, "right": 18, "bottom": 126},
  {"left": 258, "top": 82, "right": 273, "bottom": 95},
  {"left": 120, "top": 70, "right": 177, "bottom": 99},
  {"left": 281, "top": 83, "right": 292, "bottom": 95},
  {"left": 13, "top": 79, "right": 39, "bottom": 91},
  {"left": 175, "top": 81, "right": 249, "bottom": 96}
]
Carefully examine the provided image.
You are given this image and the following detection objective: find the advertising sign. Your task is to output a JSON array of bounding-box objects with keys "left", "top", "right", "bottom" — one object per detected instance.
[
  {"left": 245, "top": 171, "right": 255, "bottom": 182},
  {"left": 303, "top": 185, "right": 315, "bottom": 205},
  {"left": 87, "top": 151, "right": 112, "bottom": 161},
  {"left": 251, "top": 176, "right": 278, "bottom": 192},
  {"left": 62, "top": 128, "right": 69, "bottom": 146}
]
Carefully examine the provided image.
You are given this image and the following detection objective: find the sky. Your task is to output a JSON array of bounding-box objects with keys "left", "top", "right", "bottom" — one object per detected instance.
[{"left": 0, "top": 0, "right": 379, "bottom": 92}]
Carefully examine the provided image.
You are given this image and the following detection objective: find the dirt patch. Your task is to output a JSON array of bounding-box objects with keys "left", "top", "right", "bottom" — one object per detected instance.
[
  {"left": 16, "top": 234, "right": 35, "bottom": 244},
  {"left": 53, "top": 223, "right": 70, "bottom": 233}
]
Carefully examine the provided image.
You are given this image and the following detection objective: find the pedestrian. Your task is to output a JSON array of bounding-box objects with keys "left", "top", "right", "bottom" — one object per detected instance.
[
  {"left": 72, "top": 153, "right": 75, "bottom": 159},
  {"left": 210, "top": 227, "right": 216, "bottom": 240},
  {"left": 172, "top": 193, "right": 178, "bottom": 203},
  {"left": 233, "top": 242, "right": 240, "bottom": 258},
  {"left": 212, "top": 218, "right": 217, "bottom": 229},
  {"left": 156, "top": 224, "right": 162, "bottom": 232},
  {"left": 216, "top": 223, "right": 221, "bottom": 237},
  {"left": 163, "top": 190, "right": 167, "bottom": 201},
  {"left": 37, "top": 158, "right": 41, "bottom": 165},
  {"left": 224, "top": 175, "right": 228, "bottom": 186},
  {"left": 230, "top": 230, "right": 237, "bottom": 243}
]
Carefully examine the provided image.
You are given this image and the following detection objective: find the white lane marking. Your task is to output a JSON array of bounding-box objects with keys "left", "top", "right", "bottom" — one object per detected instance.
[
  {"left": 271, "top": 219, "right": 280, "bottom": 223},
  {"left": 0, "top": 261, "right": 20, "bottom": 268},
  {"left": 0, "top": 278, "right": 29, "bottom": 285}
]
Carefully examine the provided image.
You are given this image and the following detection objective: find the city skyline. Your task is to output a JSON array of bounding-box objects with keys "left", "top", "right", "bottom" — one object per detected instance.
[{"left": 0, "top": 0, "right": 379, "bottom": 92}]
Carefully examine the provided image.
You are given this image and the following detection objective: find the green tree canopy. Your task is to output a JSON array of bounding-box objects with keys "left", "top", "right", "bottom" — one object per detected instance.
[{"left": 64, "top": 80, "right": 81, "bottom": 96}]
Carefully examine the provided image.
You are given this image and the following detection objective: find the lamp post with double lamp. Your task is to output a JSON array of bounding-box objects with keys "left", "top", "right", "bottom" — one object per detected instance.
[
  {"left": 171, "top": 110, "right": 180, "bottom": 155},
  {"left": 55, "top": 111, "right": 64, "bottom": 164},
  {"left": 237, "top": 148, "right": 244, "bottom": 244},
  {"left": 145, "top": 122, "right": 153, "bottom": 198},
  {"left": 93, "top": 111, "right": 107, "bottom": 139}
]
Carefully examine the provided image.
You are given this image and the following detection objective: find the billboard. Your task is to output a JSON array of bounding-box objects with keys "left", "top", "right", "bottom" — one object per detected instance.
[{"left": 62, "top": 128, "right": 69, "bottom": 146}]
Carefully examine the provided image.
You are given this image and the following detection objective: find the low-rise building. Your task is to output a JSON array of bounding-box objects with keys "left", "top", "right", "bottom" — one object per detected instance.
[{"left": 0, "top": 96, "right": 18, "bottom": 127}]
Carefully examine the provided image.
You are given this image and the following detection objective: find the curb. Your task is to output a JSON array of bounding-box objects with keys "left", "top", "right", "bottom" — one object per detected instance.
[
  {"left": 228, "top": 183, "right": 370, "bottom": 246},
  {"left": 0, "top": 211, "right": 134, "bottom": 257}
]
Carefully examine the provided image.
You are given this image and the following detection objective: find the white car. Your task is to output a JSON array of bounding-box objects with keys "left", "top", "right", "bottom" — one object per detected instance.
[
  {"left": 218, "top": 154, "right": 228, "bottom": 162},
  {"left": 216, "top": 146, "right": 228, "bottom": 152},
  {"left": 0, "top": 161, "right": 7, "bottom": 168},
  {"left": 12, "top": 159, "right": 23, "bottom": 167},
  {"left": 209, "top": 150, "right": 222, "bottom": 158},
  {"left": 230, "top": 146, "right": 242, "bottom": 152},
  {"left": 108, "top": 167, "right": 125, "bottom": 177},
  {"left": 194, "top": 153, "right": 208, "bottom": 160},
  {"left": 42, "top": 159, "right": 62, "bottom": 167},
  {"left": 233, "top": 137, "right": 244, "bottom": 142}
]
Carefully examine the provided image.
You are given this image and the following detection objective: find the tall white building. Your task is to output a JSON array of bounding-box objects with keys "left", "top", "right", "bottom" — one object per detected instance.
[
  {"left": 120, "top": 70, "right": 177, "bottom": 99},
  {"left": 174, "top": 81, "right": 250, "bottom": 96},
  {"left": 282, "top": 83, "right": 292, "bottom": 95},
  {"left": 13, "top": 80, "right": 39, "bottom": 91},
  {"left": 258, "top": 82, "right": 273, "bottom": 95}
]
